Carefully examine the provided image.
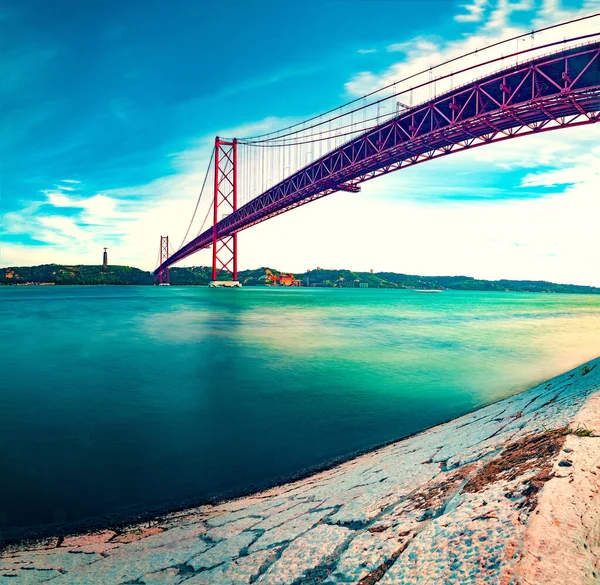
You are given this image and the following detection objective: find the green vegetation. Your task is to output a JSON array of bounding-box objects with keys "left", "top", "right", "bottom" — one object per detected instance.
[
  {"left": 170, "top": 266, "right": 213, "bottom": 285},
  {"left": 551, "top": 424, "right": 595, "bottom": 437},
  {"left": 294, "top": 269, "right": 600, "bottom": 294},
  {"left": 570, "top": 425, "right": 594, "bottom": 437},
  {"left": 0, "top": 264, "right": 152, "bottom": 286},
  {"left": 2, "top": 263, "right": 600, "bottom": 294}
]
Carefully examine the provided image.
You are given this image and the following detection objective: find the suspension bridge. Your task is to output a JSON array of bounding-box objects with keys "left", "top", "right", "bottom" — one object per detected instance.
[{"left": 154, "top": 16, "right": 600, "bottom": 286}]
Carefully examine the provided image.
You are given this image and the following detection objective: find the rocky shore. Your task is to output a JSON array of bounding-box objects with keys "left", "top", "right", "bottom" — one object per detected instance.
[{"left": 2, "top": 359, "right": 599, "bottom": 585}]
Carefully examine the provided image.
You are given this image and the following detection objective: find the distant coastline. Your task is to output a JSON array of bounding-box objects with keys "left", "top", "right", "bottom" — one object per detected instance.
[{"left": 2, "top": 263, "right": 599, "bottom": 294}]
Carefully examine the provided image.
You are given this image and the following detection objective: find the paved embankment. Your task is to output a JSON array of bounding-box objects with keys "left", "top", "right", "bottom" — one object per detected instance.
[{"left": 2, "top": 359, "right": 600, "bottom": 585}]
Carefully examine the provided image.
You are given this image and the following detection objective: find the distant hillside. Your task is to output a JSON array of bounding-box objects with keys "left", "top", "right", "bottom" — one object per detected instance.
[
  {"left": 2, "top": 264, "right": 599, "bottom": 294},
  {"left": 0, "top": 264, "right": 153, "bottom": 286},
  {"left": 303, "top": 269, "right": 600, "bottom": 294}
]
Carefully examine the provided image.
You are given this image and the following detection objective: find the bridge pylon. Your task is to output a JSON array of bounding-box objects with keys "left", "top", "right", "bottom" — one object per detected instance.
[
  {"left": 209, "top": 137, "right": 240, "bottom": 288},
  {"left": 156, "top": 235, "right": 170, "bottom": 285}
]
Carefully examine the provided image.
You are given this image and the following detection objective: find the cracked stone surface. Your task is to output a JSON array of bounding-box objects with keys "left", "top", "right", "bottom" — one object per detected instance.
[
  {"left": 185, "top": 548, "right": 276, "bottom": 584},
  {"left": 257, "top": 523, "right": 350, "bottom": 584},
  {"left": 2, "top": 358, "right": 599, "bottom": 585}
]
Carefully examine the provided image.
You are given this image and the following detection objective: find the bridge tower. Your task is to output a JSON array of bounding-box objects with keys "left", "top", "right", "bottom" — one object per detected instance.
[
  {"left": 210, "top": 137, "right": 240, "bottom": 287},
  {"left": 156, "top": 236, "right": 170, "bottom": 285}
]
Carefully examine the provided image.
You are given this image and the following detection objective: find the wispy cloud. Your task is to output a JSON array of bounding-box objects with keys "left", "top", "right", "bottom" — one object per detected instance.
[
  {"left": 387, "top": 40, "right": 438, "bottom": 54},
  {"left": 357, "top": 48, "right": 377, "bottom": 55},
  {"left": 54, "top": 184, "right": 76, "bottom": 191},
  {"left": 455, "top": 0, "right": 489, "bottom": 23},
  {"left": 520, "top": 144, "right": 600, "bottom": 188},
  {"left": 472, "top": 125, "right": 600, "bottom": 171}
]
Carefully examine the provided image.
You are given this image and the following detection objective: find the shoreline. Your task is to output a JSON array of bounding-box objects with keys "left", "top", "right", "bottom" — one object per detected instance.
[
  {"left": 3, "top": 283, "right": 600, "bottom": 295},
  {"left": 2, "top": 358, "right": 599, "bottom": 584},
  {"left": 1, "top": 370, "right": 558, "bottom": 547}
]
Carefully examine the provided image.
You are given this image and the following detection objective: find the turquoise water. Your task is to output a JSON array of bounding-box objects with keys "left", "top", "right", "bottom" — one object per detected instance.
[{"left": 1, "top": 286, "right": 600, "bottom": 542}]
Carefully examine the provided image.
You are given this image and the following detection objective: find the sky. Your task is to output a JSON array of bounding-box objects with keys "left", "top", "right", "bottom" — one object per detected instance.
[{"left": 1, "top": 0, "right": 600, "bottom": 285}]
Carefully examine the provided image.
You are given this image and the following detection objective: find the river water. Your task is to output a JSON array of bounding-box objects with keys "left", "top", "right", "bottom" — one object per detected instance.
[{"left": 1, "top": 285, "right": 599, "bottom": 541}]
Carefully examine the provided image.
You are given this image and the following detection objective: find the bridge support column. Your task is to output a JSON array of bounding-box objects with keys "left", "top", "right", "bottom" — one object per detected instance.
[
  {"left": 210, "top": 137, "right": 240, "bottom": 287},
  {"left": 156, "top": 235, "right": 170, "bottom": 285}
]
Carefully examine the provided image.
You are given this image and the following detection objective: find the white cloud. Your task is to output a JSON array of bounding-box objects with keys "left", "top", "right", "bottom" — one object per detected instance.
[
  {"left": 387, "top": 39, "right": 438, "bottom": 54},
  {"left": 37, "top": 216, "right": 91, "bottom": 244},
  {"left": 0, "top": 243, "right": 92, "bottom": 268},
  {"left": 455, "top": 0, "right": 489, "bottom": 23},
  {"left": 386, "top": 42, "right": 409, "bottom": 53},
  {"left": 41, "top": 190, "right": 130, "bottom": 222},
  {"left": 358, "top": 48, "right": 377, "bottom": 55},
  {"left": 520, "top": 148, "right": 600, "bottom": 187},
  {"left": 45, "top": 191, "right": 74, "bottom": 207}
]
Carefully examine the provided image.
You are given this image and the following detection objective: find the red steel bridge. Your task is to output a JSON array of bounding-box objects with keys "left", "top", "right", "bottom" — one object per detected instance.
[{"left": 154, "top": 18, "right": 600, "bottom": 285}]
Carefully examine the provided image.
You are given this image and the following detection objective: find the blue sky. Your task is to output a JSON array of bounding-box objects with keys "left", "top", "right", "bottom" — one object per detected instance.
[{"left": 2, "top": 0, "right": 600, "bottom": 284}]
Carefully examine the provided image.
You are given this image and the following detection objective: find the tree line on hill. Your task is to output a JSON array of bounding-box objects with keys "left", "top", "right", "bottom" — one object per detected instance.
[
  {"left": 1, "top": 264, "right": 154, "bottom": 285},
  {"left": 1, "top": 264, "right": 599, "bottom": 294}
]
